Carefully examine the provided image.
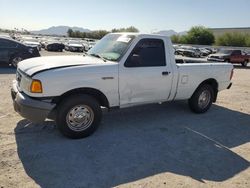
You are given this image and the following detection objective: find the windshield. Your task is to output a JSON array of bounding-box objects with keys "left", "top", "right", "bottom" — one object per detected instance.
[
  {"left": 88, "top": 33, "right": 135, "bottom": 61},
  {"left": 218, "top": 49, "right": 233, "bottom": 54}
]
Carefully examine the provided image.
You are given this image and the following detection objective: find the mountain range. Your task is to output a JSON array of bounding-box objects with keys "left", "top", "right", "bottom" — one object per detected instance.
[
  {"left": 30, "top": 26, "right": 187, "bottom": 36},
  {"left": 31, "top": 26, "right": 91, "bottom": 35}
]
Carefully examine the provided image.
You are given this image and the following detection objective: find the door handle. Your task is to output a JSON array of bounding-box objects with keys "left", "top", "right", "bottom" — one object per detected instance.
[{"left": 162, "top": 71, "right": 171, "bottom": 76}]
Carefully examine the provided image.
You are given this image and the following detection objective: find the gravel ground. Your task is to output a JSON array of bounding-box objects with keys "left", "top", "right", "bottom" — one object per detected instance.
[{"left": 0, "top": 51, "right": 250, "bottom": 188}]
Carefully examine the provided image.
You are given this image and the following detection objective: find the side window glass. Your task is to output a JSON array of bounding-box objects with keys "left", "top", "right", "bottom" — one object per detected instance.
[
  {"left": 125, "top": 39, "right": 166, "bottom": 67},
  {"left": 232, "top": 50, "right": 241, "bottom": 55},
  {"left": 0, "top": 39, "right": 4, "bottom": 47},
  {"left": 0, "top": 39, "right": 17, "bottom": 48}
]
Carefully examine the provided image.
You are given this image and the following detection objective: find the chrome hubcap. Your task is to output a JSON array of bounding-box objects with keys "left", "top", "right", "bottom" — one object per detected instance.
[
  {"left": 66, "top": 105, "right": 94, "bottom": 131},
  {"left": 198, "top": 90, "right": 211, "bottom": 109}
]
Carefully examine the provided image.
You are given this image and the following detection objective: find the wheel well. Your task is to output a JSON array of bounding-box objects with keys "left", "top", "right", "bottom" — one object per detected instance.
[
  {"left": 53, "top": 88, "right": 110, "bottom": 108},
  {"left": 195, "top": 79, "right": 218, "bottom": 102}
]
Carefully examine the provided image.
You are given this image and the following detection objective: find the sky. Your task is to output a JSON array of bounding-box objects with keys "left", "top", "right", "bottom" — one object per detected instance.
[{"left": 0, "top": 0, "right": 250, "bottom": 33}]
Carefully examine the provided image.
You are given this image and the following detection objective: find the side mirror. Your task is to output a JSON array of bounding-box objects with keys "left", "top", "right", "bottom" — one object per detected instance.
[
  {"left": 125, "top": 53, "right": 142, "bottom": 67},
  {"left": 131, "top": 53, "right": 140, "bottom": 64}
]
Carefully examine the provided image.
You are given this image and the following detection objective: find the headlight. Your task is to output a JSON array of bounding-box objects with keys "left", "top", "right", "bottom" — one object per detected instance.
[{"left": 30, "top": 80, "right": 43, "bottom": 93}]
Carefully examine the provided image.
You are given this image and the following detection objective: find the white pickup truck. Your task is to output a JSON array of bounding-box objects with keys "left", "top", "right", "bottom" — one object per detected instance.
[{"left": 11, "top": 33, "right": 234, "bottom": 138}]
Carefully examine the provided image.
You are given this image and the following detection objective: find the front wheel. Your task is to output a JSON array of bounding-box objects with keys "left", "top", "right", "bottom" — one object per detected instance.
[
  {"left": 188, "top": 84, "right": 214, "bottom": 113},
  {"left": 11, "top": 56, "right": 23, "bottom": 67},
  {"left": 56, "top": 94, "right": 102, "bottom": 139}
]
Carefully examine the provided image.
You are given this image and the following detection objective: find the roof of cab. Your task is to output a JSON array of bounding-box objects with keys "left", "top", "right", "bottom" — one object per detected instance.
[{"left": 110, "top": 32, "right": 169, "bottom": 39}]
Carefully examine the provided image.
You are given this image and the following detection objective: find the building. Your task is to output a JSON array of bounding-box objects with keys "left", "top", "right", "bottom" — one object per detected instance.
[{"left": 209, "top": 27, "right": 250, "bottom": 37}]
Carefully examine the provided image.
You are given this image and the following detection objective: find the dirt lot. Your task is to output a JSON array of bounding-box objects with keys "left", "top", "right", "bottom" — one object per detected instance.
[{"left": 0, "top": 52, "right": 250, "bottom": 188}]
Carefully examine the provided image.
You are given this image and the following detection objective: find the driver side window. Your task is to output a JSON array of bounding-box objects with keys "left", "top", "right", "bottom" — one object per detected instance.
[
  {"left": 232, "top": 50, "right": 241, "bottom": 55},
  {"left": 124, "top": 39, "right": 166, "bottom": 67}
]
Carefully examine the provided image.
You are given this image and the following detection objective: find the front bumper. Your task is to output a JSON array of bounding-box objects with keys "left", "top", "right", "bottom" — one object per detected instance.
[{"left": 11, "top": 81, "right": 56, "bottom": 123}]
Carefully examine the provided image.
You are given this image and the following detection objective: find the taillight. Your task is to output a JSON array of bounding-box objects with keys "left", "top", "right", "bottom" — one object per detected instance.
[{"left": 230, "top": 69, "right": 234, "bottom": 80}]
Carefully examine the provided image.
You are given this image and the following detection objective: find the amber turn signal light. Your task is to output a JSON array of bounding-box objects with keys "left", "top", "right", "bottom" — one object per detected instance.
[{"left": 30, "top": 80, "right": 43, "bottom": 93}]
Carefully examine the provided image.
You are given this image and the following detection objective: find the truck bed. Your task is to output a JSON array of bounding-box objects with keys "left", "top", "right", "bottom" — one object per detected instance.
[{"left": 174, "top": 62, "right": 232, "bottom": 100}]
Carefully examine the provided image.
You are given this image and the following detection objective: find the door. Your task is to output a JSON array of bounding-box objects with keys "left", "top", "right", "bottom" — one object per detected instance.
[
  {"left": 0, "top": 39, "right": 18, "bottom": 65},
  {"left": 230, "top": 50, "right": 243, "bottom": 63},
  {"left": 0, "top": 39, "right": 10, "bottom": 64},
  {"left": 119, "top": 38, "right": 173, "bottom": 107}
]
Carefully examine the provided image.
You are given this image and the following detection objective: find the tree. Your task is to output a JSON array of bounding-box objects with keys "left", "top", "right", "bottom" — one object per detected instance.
[
  {"left": 245, "top": 35, "right": 250, "bottom": 47},
  {"left": 170, "top": 26, "right": 215, "bottom": 45},
  {"left": 171, "top": 35, "right": 180, "bottom": 43},
  {"left": 66, "top": 26, "right": 139, "bottom": 39},
  {"left": 111, "top": 26, "right": 139, "bottom": 33},
  {"left": 185, "top": 26, "right": 215, "bottom": 45},
  {"left": 216, "top": 32, "right": 248, "bottom": 47},
  {"left": 67, "top": 29, "right": 73, "bottom": 37},
  {"left": 125, "top": 26, "right": 139, "bottom": 32}
]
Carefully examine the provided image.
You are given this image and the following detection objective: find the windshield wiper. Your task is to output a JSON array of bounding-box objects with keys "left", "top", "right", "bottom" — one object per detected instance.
[{"left": 89, "top": 53, "right": 107, "bottom": 62}]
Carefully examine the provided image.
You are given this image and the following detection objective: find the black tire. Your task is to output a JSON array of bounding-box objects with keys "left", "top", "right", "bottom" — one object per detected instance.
[
  {"left": 11, "top": 56, "right": 23, "bottom": 68},
  {"left": 188, "top": 84, "right": 214, "bottom": 113},
  {"left": 56, "top": 94, "right": 102, "bottom": 139},
  {"left": 241, "top": 60, "right": 248, "bottom": 67}
]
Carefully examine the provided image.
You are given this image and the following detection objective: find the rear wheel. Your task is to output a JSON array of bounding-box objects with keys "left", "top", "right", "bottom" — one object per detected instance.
[
  {"left": 56, "top": 94, "right": 102, "bottom": 139},
  {"left": 241, "top": 60, "right": 248, "bottom": 67},
  {"left": 188, "top": 84, "right": 214, "bottom": 113}
]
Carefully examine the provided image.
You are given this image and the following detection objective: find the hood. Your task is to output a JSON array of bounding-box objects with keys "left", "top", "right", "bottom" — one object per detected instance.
[{"left": 18, "top": 55, "right": 111, "bottom": 76}]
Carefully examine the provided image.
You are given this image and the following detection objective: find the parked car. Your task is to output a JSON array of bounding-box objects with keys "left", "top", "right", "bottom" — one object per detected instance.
[
  {"left": 11, "top": 33, "right": 233, "bottom": 139},
  {"left": 83, "top": 41, "right": 96, "bottom": 51},
  {"left": 65, "top": 40, "right": 84, "bottom": 52},
  {"left": 40, "top": 39, "right": 48, "bottom": 49},
  {"left": 22, "top": 38, "right": 41, "bottom": 51},
  {"left": 199, "top": 48, "right": 211, "bottom": 56},
  {"left": 0, "top": 37, "right": 40, "bottom": 67},
  {"left": 207, "top": 49, "right": 250, "bottom": 67},
  {"left": 87, "top": 41, "right": 96, "bottom": 50},
  {"left": 175, "top": 46, "right": 201, "bottom": 58},
  {"left": 45, "top": 42, "right": 65, "bottom": 52},
  {"left": 204, "top": 47, "right": 217, "bottom": 54}
]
